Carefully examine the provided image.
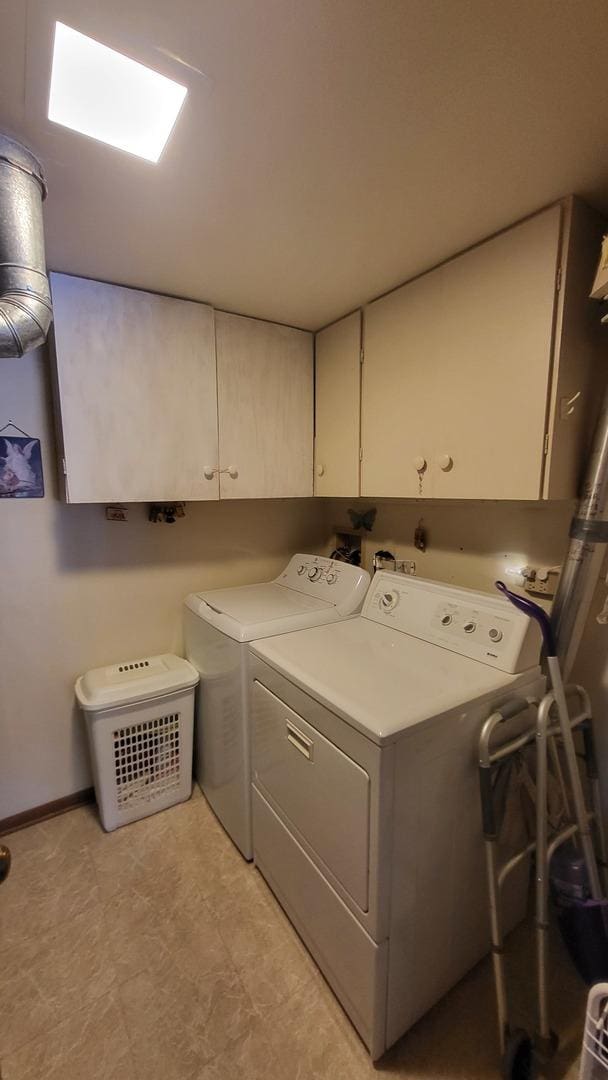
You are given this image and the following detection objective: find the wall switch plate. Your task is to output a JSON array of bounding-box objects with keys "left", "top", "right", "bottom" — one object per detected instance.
[{"left": 106, "top": 505, "right": 129, "bottom": 522}]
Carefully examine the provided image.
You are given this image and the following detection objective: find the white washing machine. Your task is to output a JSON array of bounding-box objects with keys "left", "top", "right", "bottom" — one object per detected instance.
[
  {"left": 250, "top": 572, "right": 545, "bottom": 1059},
  {"left": 183, "top": 554, "right": 369, "bottom": 859}
]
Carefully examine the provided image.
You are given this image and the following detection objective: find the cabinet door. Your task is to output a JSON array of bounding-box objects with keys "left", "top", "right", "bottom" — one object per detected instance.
[
  {"left": 51, "top": 273, "right": 219, "bottom": 503},
  {"left": 314, "top": 311, "right": 361, "bottom": 497},
  {"left": 361, "top": 206, "right": 562, "bottom": 500},
  {"left": 432, "top": 206, "right": 561, "bottom": 499},
  {"left": 216, "top": 311, "right": 313, "bottom": 498},
  {"left": 361, "top": 268, "right": 445, "bottom": 498}
]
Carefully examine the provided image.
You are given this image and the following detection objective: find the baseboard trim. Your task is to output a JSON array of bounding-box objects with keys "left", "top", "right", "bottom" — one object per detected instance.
[{"left": 0, "top": 788, "right": 95, "bottom": 836}]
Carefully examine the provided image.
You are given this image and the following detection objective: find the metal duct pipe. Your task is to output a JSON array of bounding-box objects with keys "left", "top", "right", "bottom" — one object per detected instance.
[
  {"left": 0, "top": 134, "right": 52, "bottom": 357},
  {"left": 552, "top": 370, "right": 608, "bottom": 677}
]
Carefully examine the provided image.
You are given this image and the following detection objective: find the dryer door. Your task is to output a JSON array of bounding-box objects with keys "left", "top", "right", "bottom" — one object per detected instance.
[{"left": 252, "top": 680, "right": 371, "bottom": 910}]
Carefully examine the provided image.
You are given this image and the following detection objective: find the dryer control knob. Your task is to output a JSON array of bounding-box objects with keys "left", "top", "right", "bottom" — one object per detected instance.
[
  {"left": 489, "top": 628, "right": 503, "bottom": 642},
  {"left": 380, "top": 591, "right": 398, "bottom": 611},
  {"left": 413, "top": 456, "right": 427, "bottom": 473},
  {"left": 438, "top": 454, "right": 453, "bottom": 472}
]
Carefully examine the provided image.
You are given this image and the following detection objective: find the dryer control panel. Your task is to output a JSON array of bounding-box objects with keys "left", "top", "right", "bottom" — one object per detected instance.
[
  {"left": 364, "top": 572, "right": 541, "bottom": 673},
  {"left": 277, "top": 555, "right": 370, "bottom": 617}
]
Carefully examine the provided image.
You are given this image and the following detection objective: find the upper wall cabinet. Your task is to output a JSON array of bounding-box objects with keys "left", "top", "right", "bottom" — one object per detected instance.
[
  {"left": 51, "top": 273, "right": 219, "bottom": 503},
  {"left": 215, "top": 311, "right": 313, "bottom": 499},
  {"left": 359, "top": 198, "right": 605, "bottom": 500},
  {"left": 314, "top": 311, "right": 361, "bottom": 497},
  {"left": 51, "top": 276, "right": 314, "bottom": 503}
]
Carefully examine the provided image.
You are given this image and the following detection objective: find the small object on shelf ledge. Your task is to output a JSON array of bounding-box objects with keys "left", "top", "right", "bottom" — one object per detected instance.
[{"left": 148, "top": 503, "right": 186, "bottom": 524}]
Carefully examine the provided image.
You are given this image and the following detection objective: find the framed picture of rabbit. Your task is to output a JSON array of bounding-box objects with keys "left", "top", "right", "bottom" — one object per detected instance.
[{"left": 0, "top": 425, "right": 44, "bottom": 498}]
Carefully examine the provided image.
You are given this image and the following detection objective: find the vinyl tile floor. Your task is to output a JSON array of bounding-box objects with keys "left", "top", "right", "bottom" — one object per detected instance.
[{"left": 0, "top": 785, "right": 587, "bottom": 1080}]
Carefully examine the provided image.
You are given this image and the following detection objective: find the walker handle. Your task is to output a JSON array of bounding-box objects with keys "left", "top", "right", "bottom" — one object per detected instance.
[{"left": 495, "top": 580, "right": 556, "bottom": 656}]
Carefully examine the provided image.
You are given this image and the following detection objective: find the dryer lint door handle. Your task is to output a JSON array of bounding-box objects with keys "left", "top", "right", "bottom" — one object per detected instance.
[{"left": 286, "top": 720, "right": 314, "bottom": 761}]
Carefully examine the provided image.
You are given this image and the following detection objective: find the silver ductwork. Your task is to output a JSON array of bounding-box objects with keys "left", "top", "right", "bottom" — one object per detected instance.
[{"left": 0, "top": 134, "right": 52, "bottom": 358}]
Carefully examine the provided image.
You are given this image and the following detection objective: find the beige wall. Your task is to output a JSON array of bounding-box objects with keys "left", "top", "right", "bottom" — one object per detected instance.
[
  {"left": 0, "top": 349, "right": 329, "bottom": 820},
  {"left": 322, "top": 498, "right": 574, "bottom": 596}
]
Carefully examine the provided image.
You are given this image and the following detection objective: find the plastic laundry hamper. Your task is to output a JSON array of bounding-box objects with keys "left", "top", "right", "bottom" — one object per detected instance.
[{"left": 75, "top": 653, "right": 198, "bottom": 831}]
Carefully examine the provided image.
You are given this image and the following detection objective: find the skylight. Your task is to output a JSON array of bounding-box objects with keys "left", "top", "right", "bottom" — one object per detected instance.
[{"left": 48, "top": 22, "right": 188, "bottom": 163}]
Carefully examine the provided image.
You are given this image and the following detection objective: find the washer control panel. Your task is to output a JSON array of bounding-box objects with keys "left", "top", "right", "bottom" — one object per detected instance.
[
  {"left": 365, "top": 572, "right": 541, "bottom": 673},
  {"left": 278, "top": 555, "right": 370, "bottom": 617}
]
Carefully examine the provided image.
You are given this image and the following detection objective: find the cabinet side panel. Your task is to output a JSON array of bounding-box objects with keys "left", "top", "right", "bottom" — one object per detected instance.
[
  {"left": 314, "top": 311, "right": 361, "bottom": 497},
  {"left": 216, "top": 311, "right": 313, "bottom": 499},
  {"left": 543, "top": 198, "right": 608, "bottom": 499},
  {"left": 50, "top": 273, "right": 219, "bottom": 503}
]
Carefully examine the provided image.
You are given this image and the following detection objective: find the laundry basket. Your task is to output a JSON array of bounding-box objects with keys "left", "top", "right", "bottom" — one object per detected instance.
[
  {"left": 580, "top": 983, "right": 608, "bottom": 1078},
  {"left": 76, "top": 653, "right": 198, "bottom": 831}
]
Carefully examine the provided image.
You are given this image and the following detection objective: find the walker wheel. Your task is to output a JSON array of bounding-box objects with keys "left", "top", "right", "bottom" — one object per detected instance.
[{"left": 502, "top": 1029, "right": 536, "bottom": 1080}]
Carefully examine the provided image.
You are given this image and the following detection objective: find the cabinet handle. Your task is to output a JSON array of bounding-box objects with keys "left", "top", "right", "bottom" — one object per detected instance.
[
  {"left": 317, "top": 464, "right": 325, "bottom": 477},
  {"left": 227, "top": 465, "right": 238, "bottom": 479},
  {"left": 286, "top": 720, "right": 313, "bottom": 761},
  {"left": 413, "top": 456, "right": 427, "bottom": 473},
  {"left": 203, "top": 466, "right": 216, "bottom": 480},
  {"left": 437, "top": 454, "right": 453, "bottom": 472}
]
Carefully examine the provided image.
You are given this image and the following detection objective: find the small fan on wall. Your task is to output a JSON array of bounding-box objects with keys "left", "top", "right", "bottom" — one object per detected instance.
[{"left": 0, "top": 422, "right": 44, "bottom": 499}]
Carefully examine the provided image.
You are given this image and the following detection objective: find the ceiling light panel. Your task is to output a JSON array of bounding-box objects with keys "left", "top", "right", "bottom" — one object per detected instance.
[{"left": 48, "top": 22, "right": 187, "bottom": 162}]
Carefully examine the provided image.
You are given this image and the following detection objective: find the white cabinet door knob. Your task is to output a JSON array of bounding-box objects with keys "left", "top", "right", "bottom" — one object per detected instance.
[
  {"left": 203, "top": 466, "right": 216, "bottom": 480},
  {"left": 438, "top": 454, "right": 453, "bottom": 472},
  {"left": 317, "top": 464, "right": 325, "bottom": 477},
  {"left": 228, "top": 465, "right": 238, "bottom": 479},
  {"left": 413, "top": 456, "right": 427, "bottom": 473}
]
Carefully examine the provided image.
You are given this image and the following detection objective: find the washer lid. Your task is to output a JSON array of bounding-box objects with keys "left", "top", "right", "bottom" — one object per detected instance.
[
  {"left": 75, "top": 653, "right": 198, "bottom": 712},
  {"left": 184, "top": 583, "right": 335, "bottom": 642},
  {"left": 251, "top": 618, "right": 539, "bottom": 745}
]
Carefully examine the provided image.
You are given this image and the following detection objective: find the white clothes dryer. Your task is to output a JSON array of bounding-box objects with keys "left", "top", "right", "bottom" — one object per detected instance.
[
  {"left": 250, "top": 572, "right": 545, "bottom": 1058},
  {"left": 183, "top": 554, "right": 369, "bottom": 859}
]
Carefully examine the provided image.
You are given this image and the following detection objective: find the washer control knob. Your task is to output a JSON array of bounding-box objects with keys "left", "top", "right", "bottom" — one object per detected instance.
[
  {"left": 441, "top": 613, "right": 453, "bottom": 626},
  {"left": 308, "top": 567, "right": 322, "bottom": 581},
  {"left": 413, "top": 456, "right": 427, "bottom": 473},
  {"left": 489, "top": 628, "right": 503, "bottom": 642},
  {"left": 326, "top": 572, "right": 337, "bottom": 584},
  {"left": 380, "top": 591, "right": 398, "bottom": 611},
  {"left": 464, "top": 621, "right": 477, "bottom": 634},
  {"left": 438, "top": 454, "right": 453, "bottom": 472},
  {"left": 297, "top": 564, "right": 307, "bottom": 575}
]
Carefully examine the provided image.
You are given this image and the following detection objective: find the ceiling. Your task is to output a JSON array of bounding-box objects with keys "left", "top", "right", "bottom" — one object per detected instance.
[{"left": 2, "top": 0, "right": 608, "bottom": 330}]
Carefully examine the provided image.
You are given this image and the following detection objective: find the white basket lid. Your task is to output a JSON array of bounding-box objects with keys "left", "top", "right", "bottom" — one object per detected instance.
[{"left": 75, "top": 653, "right": 198, "bottom": 712}]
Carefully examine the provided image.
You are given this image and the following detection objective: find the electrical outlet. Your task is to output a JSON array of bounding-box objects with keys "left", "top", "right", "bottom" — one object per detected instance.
[
  {"left": 394, "top": 560, "right": 416, "bottom": 576},
  {"left": 524, "top": 566, "right": 560, "bottom": 598}
]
